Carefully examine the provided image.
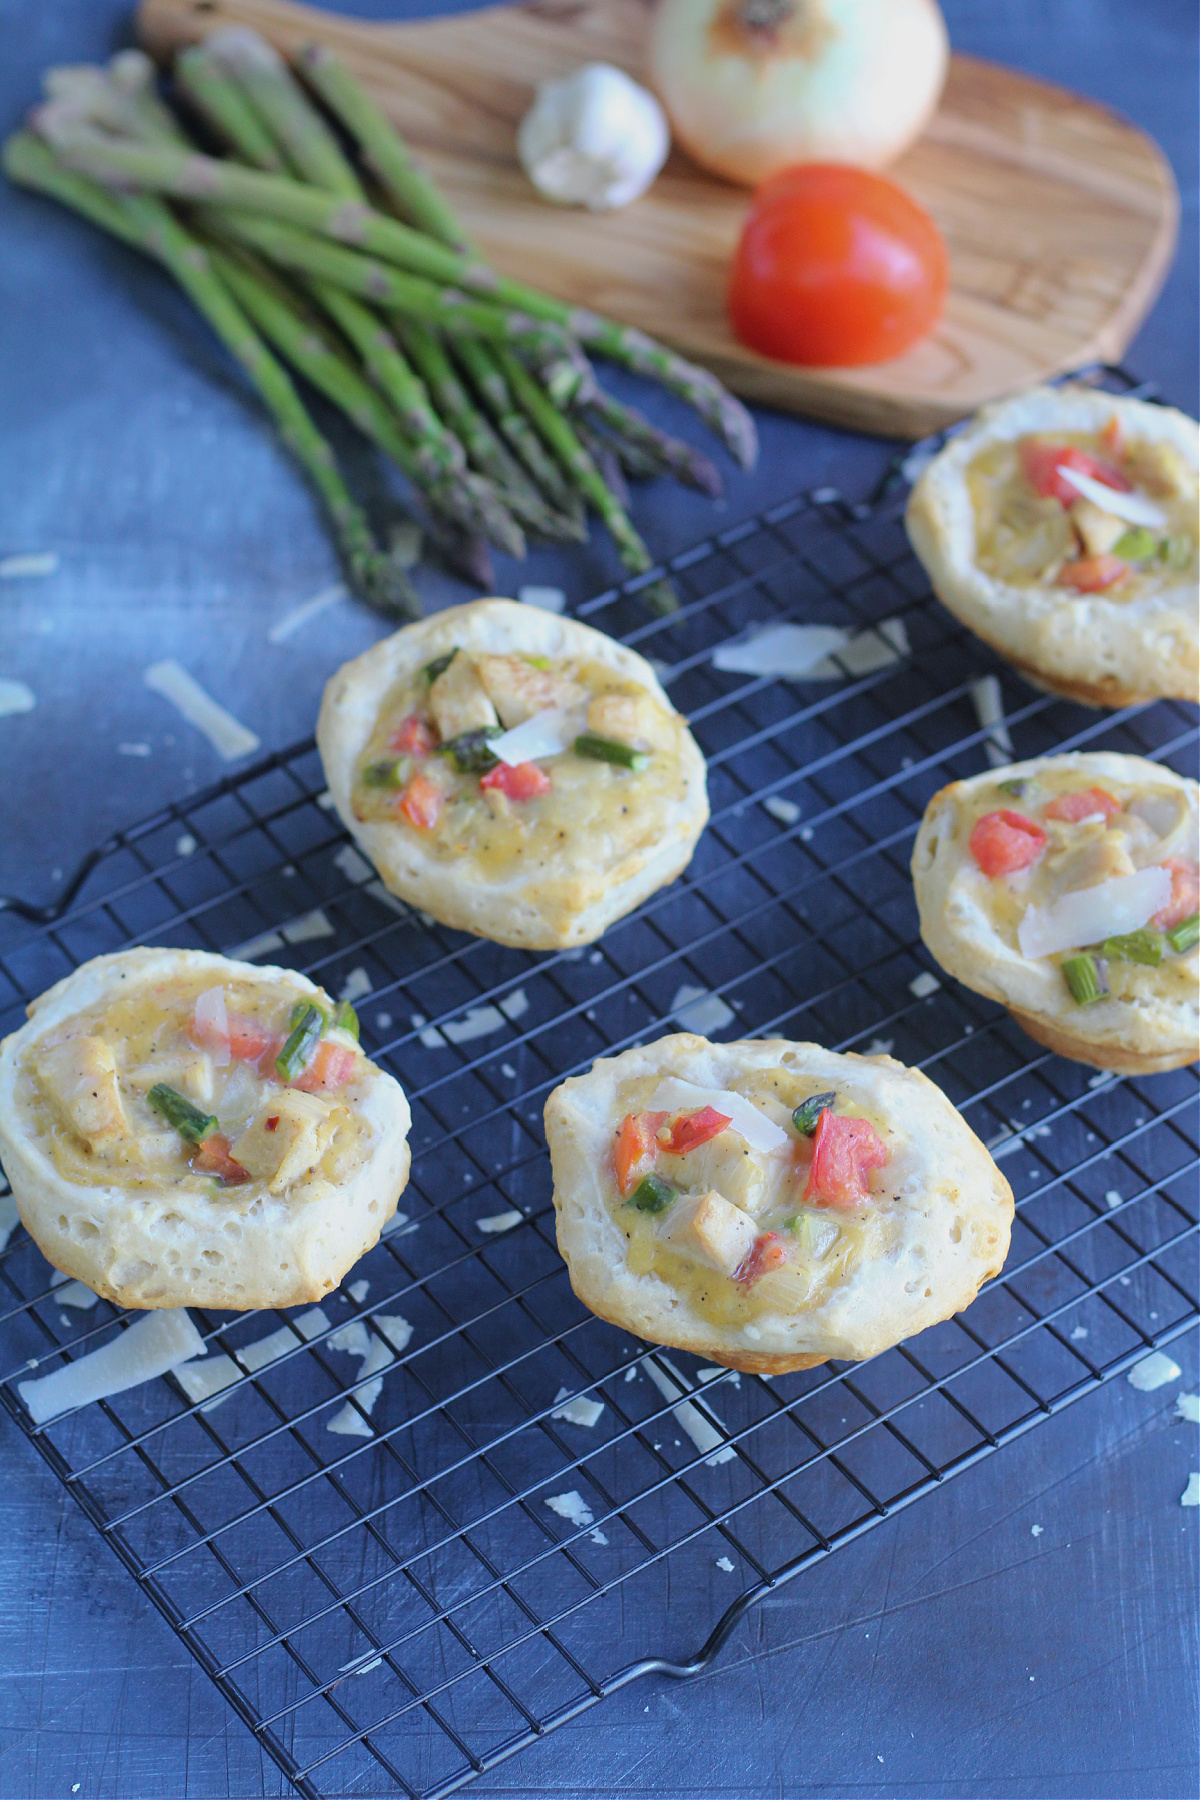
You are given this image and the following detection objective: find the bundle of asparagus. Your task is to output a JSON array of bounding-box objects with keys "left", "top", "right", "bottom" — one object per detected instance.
[{"left": 4, "top": 32, "right": 757, "bottom": 616}]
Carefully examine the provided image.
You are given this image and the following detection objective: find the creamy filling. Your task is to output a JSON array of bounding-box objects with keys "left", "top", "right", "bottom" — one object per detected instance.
[
  {"left": 607, "top": 1068, "right": 899, "bottom": 1330},
  {"left": 966, "top": 426, "right": 1198, "bottom": 598},
  {"left": 16, "top": 976, "right": 369, "bottom": 1202},
  {"left": 350, "top": 649, "right": 693, "bottom": 875}
]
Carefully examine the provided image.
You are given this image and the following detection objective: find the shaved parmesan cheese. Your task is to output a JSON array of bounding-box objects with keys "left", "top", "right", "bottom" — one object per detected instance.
[
  {"left": 1055, "top": 466, "right": 1167, "bottom": 528},
  {"left": 552, "top": 1386, "right": 605, "bottom": 1428},
  {"left": 491, "top": 706, "right": 587, "bottom": 767},
  {"left": 649, "top": 1077, "right": 788, "bottom": 1152},
  {"left": 716, "top": 1555, "right": 735, "bottom": 1572},
  {"left": 645, "top": 1355, "right": 735, "bottom": 1465},
  {"left": 144, "top": 660, "right": 260, "bottom": 760},
  {"left": 969, "top": 674, "right": 1013, "bottom": 768},
  {"left": 544, "top": 1490, "right": 594, "bottom": 1528},
  {"left": 19, "top": 1309, "right": 205, "bottom": 1425},
  {"left": 477, "top": 1210, "right": 523, "bottom": 1233},
  {"left": 0, "top": 679, "right": 35, "bottom": 719},
  {"left": 339, "top": 967, "right": 372, "bottom": 1005},
  {"left": 175, "top": 1353, "right": 241, "bottom": 1410},
  {"left": 1176, "top": 1393, "right": 1200, "bottom": 1423},
  {"left": 1018, "top": 866, "right": 1172, "bottom": 960},
  {"left": 1128, "top": 1350, "right": 1182, "bottom": 1391},
  {"left": 517, "top": 584, "right": 566, "bottom": 613},
  {"left": 1182, "top": 1474, "right": 1199, "bottom": 1508},
  {"left": 713, "top": 623, "right": 846, "bottom": 679},
  {"left": 56, "top": 1280, "right": 100, "bottom": 1310},
  {"left": 235, "top": 1306, "right": 329, "bottom": 1373},
  {"left": 327, "top": 1315, "right": 411, "bottom": 1435},
  {"left": 671, "top": 984, "right": 735, "bottom": 1035}
]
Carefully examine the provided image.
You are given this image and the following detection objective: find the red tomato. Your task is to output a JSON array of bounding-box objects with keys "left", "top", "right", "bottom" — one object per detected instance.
[
  {"left": 736, "top": 1231, "right": 789, "bottom": 1286},
  {"left": 291, "top": 1039, "right": 358, "bottom": 1094},
  {"left": 193, "top": 1133, "right": 249, "bottom": 1184},
  {"left": 388, "top": 715, "right": 436, "bottom": 757},
  {"left": 1151, "top": 857, "right": 1200, "bottom": 931},
  {"left": 227, "top": 1014, "right": 275, "bottom": 1063},
  {"left": 398, "top": 771, "right": 444, "bottom": 829},
  {"left": 663, "top": 1106, "right": 732, "bottom": 1155},
  {"left": 804, "top": 1111, "right": 888, "bottom": 1209},
  {"left": 1019, "top": 442, "right": 1131, "bottom": 506},
  {"left": 1042, "top": 787, "right": 1121, "bottom": 824},
  {"left": 968, "top": 810, "right": 1048, "bottom": 878},
  {"left": 727, "top": 164, "right": 948, "bottom": 368},
  {"left": 613, "top": 1110, "right": 667, "bottom": 1195},
  {"left": 480, "top": 761, "right": 552, "bottom": 801},
  {"left": 1057, "top": 554, "right": 1129, "bottom": 592}
]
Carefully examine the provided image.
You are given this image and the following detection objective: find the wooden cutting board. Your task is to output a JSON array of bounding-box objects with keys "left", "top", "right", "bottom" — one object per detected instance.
[{"left": 137, "top": 0, "right": 1179, "bottom": 439}]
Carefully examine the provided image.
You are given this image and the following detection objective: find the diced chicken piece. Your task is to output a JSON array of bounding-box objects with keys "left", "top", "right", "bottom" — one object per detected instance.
[
  {"left": 35, "top": 1036, "right": 130, "bottom": 1152},
  {"left": 474, "top": 654, "right": 584, "bottom": 727},
  {"left": 1070, "top": 497, "right": 1126, "bottom": 558},
  {"left": 656, "top": 1132, "right": 770, "bottom": 1216},
  {"left": 427, "top": 653, "right": 499, "bottom": 741},
  {"left": 586, "top": 691, "right": 670, "bottom": 749},
  {"left": 657, "top": 1190, "right": 759, "bottom": 1278},
  {"left": 1045, "top": 828, "right": 1136, "bottom": 898},
  {"left": 231, "top": 1090, "right": 338, "bottom": 1195},
  {"left": 1123, "top": 440, "right": 1196, "bottom": 502},
  {"left": 126, "top": 1052, "right": 214, "bottom": 1105}
]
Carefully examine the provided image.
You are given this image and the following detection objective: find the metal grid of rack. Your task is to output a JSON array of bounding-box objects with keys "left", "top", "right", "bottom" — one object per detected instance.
[{"left": 1, "top": 404, "right": 1196, "bottom": 1798}]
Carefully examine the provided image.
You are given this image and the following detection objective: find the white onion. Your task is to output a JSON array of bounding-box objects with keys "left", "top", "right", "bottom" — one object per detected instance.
[
  {"left": 649, "top": 0, "right": 949, "bottom": 188},
  {"left": 1056, "top": 466, "right": 1168, "bottom": 529},
  {"left": 649, "top": 1076, "right": 788, "bottom": 1151},
  {"left": 193, "top": 985, "right": 230, "bottom": 1065},
  {"left": 1017, "top": 866, "right": 1172, "bottom": 961},
  {"left": 19, "top": 1309, "right": 205, "bottom": 1425},
  {"left": 490, "top": 707, "right": 587, "bottom": 766}
]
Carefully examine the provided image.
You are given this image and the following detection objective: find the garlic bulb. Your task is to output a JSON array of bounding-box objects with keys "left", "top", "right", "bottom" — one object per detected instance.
[
  {"left": 517, "top": 63, "right": 670, "bottom": 211},
  {"left": 649, "top": 0, "right": 949, "bottom": 188}
]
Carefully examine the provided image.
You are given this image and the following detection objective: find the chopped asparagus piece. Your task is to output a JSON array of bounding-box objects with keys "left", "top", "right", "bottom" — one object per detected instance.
[
  {"left": 439, "top": 728, "right": 501, "bottom": 772},
  {"left": 1062, "top": 953, "right": 1108, "bottom": 1005},
  {"left": 573, "top": 733, "right": 650, "bottom": 771},
  {"left": 999, "top": 778, "right": 1027, "bottom": 798},
  {"left": 1102, "top": 928, "right": 1164, "bottom": 966},
  {"left": 792, "top": 1091, "right": 836, "bottom": 1136},
  {"left": 1167, "top": 911, "right": 1200, "bottom": 953},
  {"left": 361, "top": 757, "right": 409, "bottom": 788},
  {"left": 629, "top": 1173, "right": 676, "bottom": 1214},
  {"left": 333, "top": 999, "right": 360, "bottom": 1041},
  {"left": 147, "top": 1082, "right": 219, "bottom": 1144},
  {"left": 276, "top": 1005, "right": 324, "bottom": 1080},
  {"left": 1112, "top": 527, "right": 1157, "bottom": 562},
  {"left": 1159, "top": 534, "right": 1194, "bottom": 568},
  {"left": 423, "top": 649, "right": 458, "bottom": 684}
]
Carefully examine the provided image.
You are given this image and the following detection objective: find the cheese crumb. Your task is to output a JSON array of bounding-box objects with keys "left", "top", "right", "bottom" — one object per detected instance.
[{"left": 1128, "top": 1351, "right": 1182, "bottom": 1392}]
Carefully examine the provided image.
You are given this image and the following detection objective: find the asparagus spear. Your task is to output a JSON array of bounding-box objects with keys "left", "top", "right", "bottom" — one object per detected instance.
[
  {"left": 296, "top": 42, "right": 470, "bottom": 252},
  {"left": 302, "top": 278, "right": 525, "bottom": 558},
  {"left": 203, "top": 27, "right": 366, "bottom": 200},
  {"left": 195, "top": 206, "right": 571, "bottom": 362},
  {"left": 395, "top": 320, "right": 580, "bottom": 540},
  {"left": 500, "top": 354, "right": 677, "bottom": 612},
  {"left": 575, "top": 420, "right": 631, "bottom": 507},
  {"left": 454, "top": 337, "right": 584, "bottom": 528},
  {"left": 206, "top": 244, "right": 506, "bottom": 567},
  {"left": 45, "top": 52, "right": 185, "bottom": 147},
  {"left": 6, "top": 132, "right": 416, "bottom": 616},
  {"left": 38, "top": 105, "right": 756, "bottom": 464},
  {"left": 581, "top": 389, "right": 723, "bottom": 497},
  {"left": 174, "top": 44, "right": 286, "bottom": 170}
]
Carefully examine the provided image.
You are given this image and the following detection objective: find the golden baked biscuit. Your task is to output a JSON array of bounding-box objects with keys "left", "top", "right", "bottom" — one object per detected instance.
[
  {"left": 906, "top": 386, "right": 1198, "bottom": 705},
  {"left": 0, "top": 948, "right": 411, "bottom": 1309},
  {"left": 545, "top": 1033, "right": 1013, "bottom": 1373},
  {"left": 912, "top": 753, "right": 1199, "bottom": 1073},
  {"left": 316, "top": 598, "right": 709, "bottom": 950}
]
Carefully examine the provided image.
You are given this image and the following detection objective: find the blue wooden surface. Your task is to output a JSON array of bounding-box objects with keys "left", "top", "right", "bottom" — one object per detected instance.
[{"left": 0, "top": 1, "right": 1196, "bottom": 1794}]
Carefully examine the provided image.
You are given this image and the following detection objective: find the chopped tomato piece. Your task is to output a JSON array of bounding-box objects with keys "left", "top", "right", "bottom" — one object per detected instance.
[
  {"left": 398, "top": 770, "right": 444, "bottom": 829},
  {"left": 1151, "top": 857, "right": 1200, "bottom": 931},
  {"left": 226, "top": 1014, "right": 275, "bottom": 1063},
  {"left": 1057, "top": 553, "right": 1128, "bottom": 592},
  {"left": 193, "top": 1133, "right": 250, "bottom": 1184},
  {"left": 662, "top": 1105, "right": 732, "bottom": 1155},
  {"left": 291, "top": 1038, "right": 358, "bottom": 1094},
  {"left": 388, "top": 714, "right": 437, "bottom": 757},
  {"left": 968, "top": 809, "right": 1048, "bottom": 878},
  {"left": 480, "top": 761, "right": 552, "bottom": 801},
  {"left": 804, "top": 1111, "right": 888, "bottom": 1209},
  {"left": 613, "top": 1110, "right": 667, "bottom": 1196},
  {"left": 736, "top": 1231, "right": 789, "bottom": 1286},
  {"left": 265, "top": 1115, "right": 280, "bottom": 1132},
  {"left": 1042, "top": 787, "right": 1121, "bottom": 824},
  {"left": 1020, "top": 441, "right": 1131, "bottom": 506}
]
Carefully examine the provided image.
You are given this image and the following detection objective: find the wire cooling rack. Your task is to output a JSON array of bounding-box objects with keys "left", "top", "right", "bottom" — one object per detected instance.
[{"left": 1, "top": 392, "right": 1197, "bottom": 1798}]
